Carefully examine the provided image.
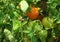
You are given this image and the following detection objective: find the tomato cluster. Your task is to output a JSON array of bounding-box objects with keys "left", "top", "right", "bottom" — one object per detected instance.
[{"left": 26, "top": 6, "right": 54, "bottom": 29}]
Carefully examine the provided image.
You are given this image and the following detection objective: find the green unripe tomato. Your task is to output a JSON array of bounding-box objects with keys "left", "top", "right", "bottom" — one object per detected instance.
[{"left": 42, "top": 17, "right": 54, "bottom": 30}]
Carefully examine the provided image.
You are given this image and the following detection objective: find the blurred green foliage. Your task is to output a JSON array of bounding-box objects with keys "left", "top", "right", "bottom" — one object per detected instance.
[{"left": 0, "top": 0, "right": 60, "bottom": 42}]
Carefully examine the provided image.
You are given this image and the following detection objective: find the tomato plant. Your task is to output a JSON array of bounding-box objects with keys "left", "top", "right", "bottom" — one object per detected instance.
[{"left": 0, "top": 0, "right": 60, "bottom": 42}]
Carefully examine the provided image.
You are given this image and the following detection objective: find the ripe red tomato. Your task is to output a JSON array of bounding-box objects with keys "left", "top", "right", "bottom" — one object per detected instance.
[{"left": 26, "top": 7, "right": 43, "bottom": 20}]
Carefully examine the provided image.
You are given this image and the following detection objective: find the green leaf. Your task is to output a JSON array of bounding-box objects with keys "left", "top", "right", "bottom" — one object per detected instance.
[
  {"left": 13, "top": 19, "right": 20, "bottom": 30},
  {"left": 23, "top": 30, "right": 30, "bottom": 33},
  {"left": 39, "top": 30, "right": 47, "bottom": 42},
  {"left": 31, "top": 35, "right": 37, "bottom": 42},
  {"left": 28, "top": 30, "right": 34, "bottom": 38},
  {"left": 22, "top": 21, "right": 27, "bottom": 27},
  {"left": 4, "top": 29, "right": 15, "bottom": 42},
  {"left": 56, "top": 19, "right": 60, "bottom": 24},
  {"left": 13, "top": 11, "right": 19, "bottom": 18},
  {"left": 10, "top": 3, "right": 15, "bottom": 8}
]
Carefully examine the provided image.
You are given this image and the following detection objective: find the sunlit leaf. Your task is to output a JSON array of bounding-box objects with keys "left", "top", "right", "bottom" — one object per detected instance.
[{"left": 20, "top": 0, "right": 29, "bottom": 12}]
